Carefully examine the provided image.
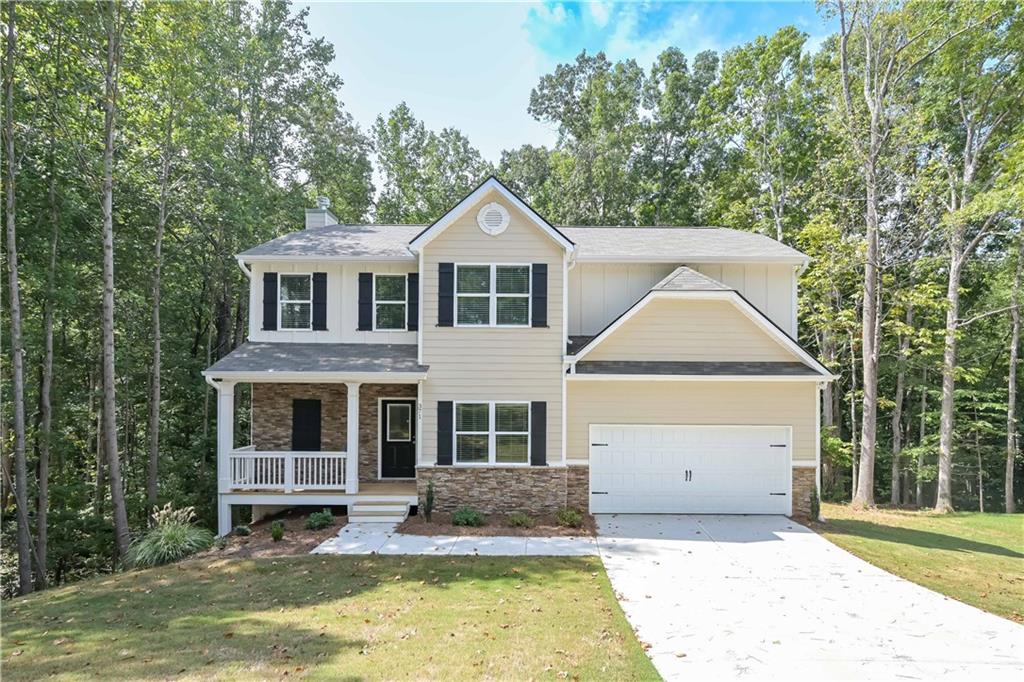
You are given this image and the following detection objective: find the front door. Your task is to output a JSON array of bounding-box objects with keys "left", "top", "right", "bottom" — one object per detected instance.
[
  {"left": 291, "top": 399, "right": 322, "bottom": 451},
  {"left": 380, "top": 400, "right": 416, "bottom": 478}
]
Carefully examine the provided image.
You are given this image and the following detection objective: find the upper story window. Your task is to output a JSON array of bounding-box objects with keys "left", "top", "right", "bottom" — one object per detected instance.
[
  {"left": 455, "top": 264, "right": 530, "bottom": 327},
  {"left": 374, "top": 274, "right": 407, "bottom": 331},
  {"left": 454, "top": 401, "right": 530, "bottom": 465},
  {"left": 279, "top": 274, "right": 312, "bottom": 330}
]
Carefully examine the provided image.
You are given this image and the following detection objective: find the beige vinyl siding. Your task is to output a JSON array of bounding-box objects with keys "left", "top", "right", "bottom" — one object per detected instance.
[
  {"left": 421, "top": 189, "right": 565, "bottom": 464},
  {"left": 584, "top": 298, "right": 795, "bottom": 363},
  {"left": 566, "top": 380, "right": 817, "bottom": 463}
]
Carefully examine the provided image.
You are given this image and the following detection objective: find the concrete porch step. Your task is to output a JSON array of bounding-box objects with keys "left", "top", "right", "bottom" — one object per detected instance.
[
  {"left": 352, "top": 502, "right": 408, "bottom": 515},
  {"left": 349, "top": 500, "right": 410, "bottom": 524}
]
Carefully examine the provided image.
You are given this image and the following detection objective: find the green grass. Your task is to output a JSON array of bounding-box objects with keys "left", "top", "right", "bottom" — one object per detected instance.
[
  {"left": 817, "top": 502, "right": 1024, "bottom": 622},
  {"left": 1, "top": 555, "right": 658, "bottom": 681}
]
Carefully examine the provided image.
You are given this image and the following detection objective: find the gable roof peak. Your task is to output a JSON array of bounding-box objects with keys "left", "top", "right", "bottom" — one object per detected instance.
[{"left": 408, "top": 175, "right": 575, "bottom": 253}]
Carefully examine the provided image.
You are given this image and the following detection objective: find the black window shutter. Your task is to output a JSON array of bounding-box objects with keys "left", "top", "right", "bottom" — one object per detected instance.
[
  {"left": 291, "top": 399, "right": 322, "bottom": 452},
  {"left": 530, "top": 401, "right": 547, "bottom": 466},
  {"left": 262, "top": 272, "right": 278, "bottom": 331},
  {"left": 437, "top": 401, "right": 453, "bottom": 465},
  {"left": 531, "top": 264, "right": 548, "bottom": 328},
  {"left": 407, "top": 273, "right": 419, "bottom": 331},
  {"left": 312, "top": 272, "right": 327, "bottom": 330},
  {"left": 358, "top": 273, "right": 373, "bottom": 331},
  {"left": 438, "top": 263, "right": 454, "bottom": 327}
]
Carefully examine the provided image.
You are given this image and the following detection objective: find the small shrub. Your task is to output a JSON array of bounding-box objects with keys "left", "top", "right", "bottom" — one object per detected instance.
[
  {"left": 270, "top": 520, "right": 285, "bottom": 542},
  {"left": 810, "top": 489, "right": 821, "bottom": 520},
  {"left": 506, "top": 512, "right": 534, "bottom": 528},
  {"left": 232, "top": 525, "right": 251, "bottom": 537},
  {"left": 128, "top": 504, "right": 214, "bottom": 567},
  {"left": 556, "top": 508, "right": 584, "bottom": 528},
  {"left": 215, "top": 537, "right": 228, "bottom": 550},
  {"left": 451, "top": 506, "right": 485, "bottom": 527},
  {"left": 424, "top": 480, "right": 435, "bottom": 522},
  {"left": 305, "top": 508, "right": 334, "bottom": 530}
]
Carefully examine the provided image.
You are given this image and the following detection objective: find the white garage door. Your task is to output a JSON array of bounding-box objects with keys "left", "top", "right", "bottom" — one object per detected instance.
[{"left": 589, "top": 424, "right": 792, "bottom": 514}]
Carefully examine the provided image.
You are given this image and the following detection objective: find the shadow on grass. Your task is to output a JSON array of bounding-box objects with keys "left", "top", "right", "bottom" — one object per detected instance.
[
  {"left": 2, "top": 554, "right": 604, "bottom": 681},
  {"left": 821, "top": 518, "right": 1024, "bottom": 559}
]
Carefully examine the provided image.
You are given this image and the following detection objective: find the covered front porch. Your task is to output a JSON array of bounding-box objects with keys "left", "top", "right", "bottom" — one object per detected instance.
[{"left": 203, "top": 342, "right": 428, "bottom": 534}]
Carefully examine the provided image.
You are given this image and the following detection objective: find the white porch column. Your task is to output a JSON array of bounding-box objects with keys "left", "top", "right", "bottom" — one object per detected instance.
[
  {"left": 346, "top": 382, "right": 361, "bottom": 493},
  {"left": 212, "top": 379, "right": 236, "bottom": 537}
]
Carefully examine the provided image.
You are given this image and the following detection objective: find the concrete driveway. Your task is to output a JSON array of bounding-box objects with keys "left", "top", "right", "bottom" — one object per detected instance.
[{"left": 596, "top": 514, "right": 1023, "bottom": 681}]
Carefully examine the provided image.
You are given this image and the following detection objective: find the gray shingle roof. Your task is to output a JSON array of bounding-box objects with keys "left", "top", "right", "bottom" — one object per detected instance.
[
  {"left": 237, "top": 223, "right": 806, "bottom": 263},
  {"left": 204, "top": 342, "right": 427, "bottom": 375},
  {"left": 561, "top": 227, "right": 807, "bottom": 263},
  {"left": 573, "top": 361, "right": 820, "bottom": 376},
  {"left": 652, "top": 266, "right": 733, "bottom": 292},
  {"left": 238, "top": 224, "right": 420, "bottom": 260}
]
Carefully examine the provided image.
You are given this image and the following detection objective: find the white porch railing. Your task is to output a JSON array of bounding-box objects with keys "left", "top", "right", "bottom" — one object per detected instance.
[{"left": 228, "top": 448, "right": 348, "bottom": 492}]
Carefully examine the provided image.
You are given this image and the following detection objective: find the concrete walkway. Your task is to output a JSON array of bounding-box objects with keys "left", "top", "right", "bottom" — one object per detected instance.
[
  {"left": 311, "top": 522, "right": 598, "bottom": 556},
  {"left": 596, "top": 514, "right": 1024, "bottom": 681}
]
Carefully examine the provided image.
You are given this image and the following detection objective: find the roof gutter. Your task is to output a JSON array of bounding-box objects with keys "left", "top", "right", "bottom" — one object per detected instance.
[{"left": 236, "top": 257, "right": 252, "bottom": 280}]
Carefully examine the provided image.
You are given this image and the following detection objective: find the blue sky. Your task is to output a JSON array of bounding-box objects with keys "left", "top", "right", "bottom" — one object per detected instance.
[{"left": 303, "top": 1, "right": 833, "bottom": 162}]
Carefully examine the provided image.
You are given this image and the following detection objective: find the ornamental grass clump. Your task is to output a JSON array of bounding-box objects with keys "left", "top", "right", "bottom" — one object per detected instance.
[
  {"left": 129, "top": 504, "right": 214, "bottom": 568},
  {"left": 556, "top": 508, "right": 584, "bottom": 528},
  {"left": 506, "top": 512, "right": 535, "bottom": 528},
  {"left": 270, "top": 520, "right": 286, "bottom": 542}
]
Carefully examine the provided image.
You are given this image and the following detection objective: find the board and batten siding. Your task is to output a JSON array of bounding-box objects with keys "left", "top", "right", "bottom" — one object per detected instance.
[
  {"left": 247, "top": 260, "right": 418, "bottom": 345},
  {"left": 584, "top": 298, "right": 796, "bottom": 363},
  {"left": 566, "top": 381, "right": 817, "bottom": 463},
  {"left": 567, "top": 262, "right": 797, "bottom": 337},
  {"left": 420, "top": 189, "right": 565, "bottom": 465}
]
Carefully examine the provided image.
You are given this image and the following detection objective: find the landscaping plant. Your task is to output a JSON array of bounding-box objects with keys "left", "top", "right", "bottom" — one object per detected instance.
[
  {"left": 452, "top": 506, "right": 485, "bottom": 527},
  {"left": 128, "top": 504, "right": 214, "bottom": 568},
  {"left": 556, "top": 508, "right": 584, "bottom": 528},
  {"left": 305, "top": 508, "right": 334, "bottom": 530},
  {"left": 232, "top": 525, "right": 251, "bottom": 537},
  {"left": 506, "top": 512, "right": 535, "bottom": 528},
  {"left": 270, "top": 520, "right": 285, "bottom": 542},
  {"left": 424, "top": 480, "right": 435, "bottom": 522}
]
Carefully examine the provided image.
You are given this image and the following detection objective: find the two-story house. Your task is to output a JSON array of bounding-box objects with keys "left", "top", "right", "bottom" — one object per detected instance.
[{"left": 204, "top": 177, "right": 833, "bottom": 534}]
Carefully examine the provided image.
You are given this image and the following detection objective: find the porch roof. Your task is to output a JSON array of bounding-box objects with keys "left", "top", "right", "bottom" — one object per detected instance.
[{"left": 203, "top": 342, "right": 427, "bottom": 381}]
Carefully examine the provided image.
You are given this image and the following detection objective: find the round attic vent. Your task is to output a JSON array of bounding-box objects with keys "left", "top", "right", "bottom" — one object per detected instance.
[{"left": 476, "top": 202, "right": 510, "bottom": 236}]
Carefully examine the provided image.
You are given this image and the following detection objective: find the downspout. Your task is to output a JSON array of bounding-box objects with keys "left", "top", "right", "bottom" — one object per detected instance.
[{"left": 236, "top": 257, "right": 252, "bottom": 280}]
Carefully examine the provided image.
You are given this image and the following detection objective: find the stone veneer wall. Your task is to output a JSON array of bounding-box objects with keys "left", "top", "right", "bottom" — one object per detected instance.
[
  {"left": 791, "top": 466, "right": 817, "bottom": 518},
  {"left": 358, "top": 383, "right": 418, "bottom": 483},
  {"left": 566, "top": 466, "right": 589, "bottom": 512},
  {"left": 252, "top": 383, "right": 347, "bottom": 451},
  {"left": 417, "top": 467, "right": 568, "bottom": 514}
]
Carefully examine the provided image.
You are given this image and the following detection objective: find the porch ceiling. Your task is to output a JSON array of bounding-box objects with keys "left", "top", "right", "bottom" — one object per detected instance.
[{"left": 203, "top": 342, "right": 427, "bottom": 381}]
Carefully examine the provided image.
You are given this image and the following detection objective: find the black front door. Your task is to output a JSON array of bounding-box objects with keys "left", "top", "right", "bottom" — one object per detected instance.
[
  {"left": 291, "top": 399, "right": 322, "bottom": 451},
  {"left": 380, "top": 400, "right": 416, "bottom": 478}
]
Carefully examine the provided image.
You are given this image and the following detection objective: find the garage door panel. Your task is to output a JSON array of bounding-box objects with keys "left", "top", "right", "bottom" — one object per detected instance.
[{"left": 589, "top": 425, "right": 791, "bottom": 514}]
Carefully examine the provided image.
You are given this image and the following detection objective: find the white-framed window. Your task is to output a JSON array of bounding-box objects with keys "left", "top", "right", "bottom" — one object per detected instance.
[
  {"left": 373, "top": 274, "right": 407, "bottom": 331},
  {"left": 455, "top": 264, "right": 531, "bottom": 327},
  {"left": 279, "top": 273, "right": 312, "bottom": 330},
  {"left": 454, "top": 401, "right": 530, "bottom": 465}
]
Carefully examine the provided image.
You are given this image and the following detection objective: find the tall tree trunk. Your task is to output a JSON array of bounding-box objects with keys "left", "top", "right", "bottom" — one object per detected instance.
[
  {"left": 849, "top": 333, "right": 859, "bottom": 499},
  {"left": 917, "top": 369, "right": 927, "bottom": 507},
  {"left": 936, "top": 233, "right": 963, "bottom": 513},
  {"left": 1006, "top": 239, "right": 1021, "bottom": 514},
  {"left": 100, "top": 0, "right": 131, "bottom": 559},
  {"left": 974, "top": 400, "right": 984, "bottom": 513},
  {"left": 855, "top": 161, "right": 880, "bottom": 507},
  {"left": 34, "top": 147, "right": 59, "bottom": 589},
  {"left": 891, "top": 308, "right": 912, "bottom": 506},
  {"left": 4, "top": 0, "right": 34, "bottom": 596},
  {"left": 147, "top": 113, "right": 172, "bottom": 514}
]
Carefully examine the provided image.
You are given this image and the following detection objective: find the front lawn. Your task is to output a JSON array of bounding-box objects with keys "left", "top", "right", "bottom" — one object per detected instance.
[
  {"left": 2, "top": 555, "right": 657, "bottom": 681},
  {"left": 816, "top": 502, "right": 1024, "bottom": 622}
]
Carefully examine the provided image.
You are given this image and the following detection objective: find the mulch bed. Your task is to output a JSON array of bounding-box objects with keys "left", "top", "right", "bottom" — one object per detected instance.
[
  {"left": 397, "top": 512, "right": 596, "bottom": 537},
  {"left": 199, "top": 508, "right": 346, "bottom": 559}
]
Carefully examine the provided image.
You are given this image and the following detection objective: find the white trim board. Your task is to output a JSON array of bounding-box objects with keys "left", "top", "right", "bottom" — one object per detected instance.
[
  {"left": 202, "top": 371, "right": 427, "bottom": 384},
  {"left": 566, "top": 289, "right": 835, "bottom": 379},
  {"left": 408, "top": 177, "right": 575, "bottom": 254},
  {"left": 566, "top": 374, "right": 826, "bottom": 382}
]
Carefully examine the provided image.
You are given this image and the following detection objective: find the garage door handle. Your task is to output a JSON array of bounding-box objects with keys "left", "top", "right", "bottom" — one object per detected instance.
[
  {"left": 591, "top": 491, "right": 608, "bottom": 495},
  {"left": 769, "top": 444, "right": 787, "bottom": 448},
  {"left": 591, "top": 443, "right": 608, "bottom": 447},
  {"left": 769, "top": 492, "right": 787, "bottom": 496}
]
